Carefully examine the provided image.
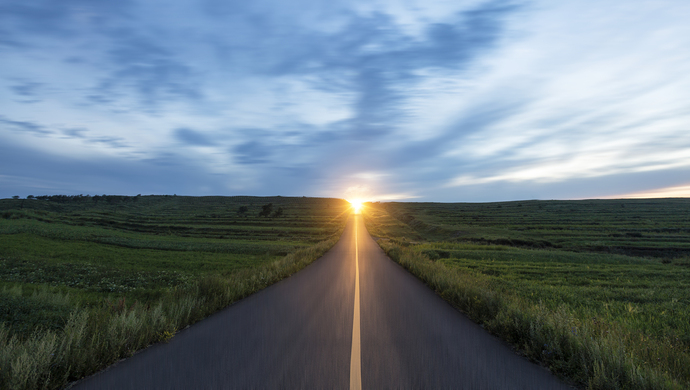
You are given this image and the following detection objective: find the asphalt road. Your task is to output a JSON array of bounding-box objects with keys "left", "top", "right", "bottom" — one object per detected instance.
[{"left": 73, "top": 214, "right": 571, "bottom": 389}]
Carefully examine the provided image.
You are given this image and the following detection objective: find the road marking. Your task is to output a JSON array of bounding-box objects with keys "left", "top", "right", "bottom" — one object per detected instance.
[{"left": 350, "top": 219, "right": 362, "bottom": 390}]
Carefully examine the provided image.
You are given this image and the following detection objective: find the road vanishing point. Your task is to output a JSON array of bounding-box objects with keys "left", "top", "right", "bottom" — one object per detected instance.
[{"left": 73, "top": 215, "right": 571, "bottom": 389}]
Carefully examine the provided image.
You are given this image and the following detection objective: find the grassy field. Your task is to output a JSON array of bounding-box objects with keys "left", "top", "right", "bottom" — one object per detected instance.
[
  {"left": 0, "top": 195, "right": 350, "bottom": 389},
  {"left": 380, "top": 199, "right": 690, "bottom": 258},
  {"left": 362, "top": 199, "right": 690, "bottom": 390}
]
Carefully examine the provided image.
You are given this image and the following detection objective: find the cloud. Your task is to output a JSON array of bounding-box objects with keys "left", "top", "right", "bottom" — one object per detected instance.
[
  {"left": 233, "top": 141, "right": 271, "bottom": 165},
  {"left": 284, "top": 1, "right": 519, "bottom": 140},
  {"left": 0, "top": 139, "right": 227, "bottom": 198},
  {"left": 197, "top": 0, "right": 520, "bottom": 178},
  {"left": 70, "top": 35, "right": 201, "bottom": 111},
  {"left": 91, "top": 33, "right": 202, "bottom": 108},
  {"left": 1, "top": 0, "right": 200, "bottom": 109},
  {"left": 174, "top": 128, "right": 214, "bottom": 146},
  {"left": 0, "top": 0, "right": 131, "bottom": 51},
  {"left": 0, "top": 29, "right": 23, "bottom": 48},
  {"left": 446, "top": 145, "right": 690, "bottom": 188},
  {"left": 87, "top": 136, "right": 129, "bottom": 149},
  {"left": 180, "top": 1, "right": 517, "bottom": 143},
  {"left": 9, "top": 81, "right": 42, "bottom": 103},
  {"left": 61, "top": 128, "right": 87, "bottom": 138},
  {"left": 0, "top": 115, "right": 52, "bottom": 135}
]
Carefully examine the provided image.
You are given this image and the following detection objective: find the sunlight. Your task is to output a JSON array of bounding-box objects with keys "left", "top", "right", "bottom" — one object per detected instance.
[
  {"left": 349, "top": 199, "right": 363, "bottom": 214},
  {"left": 606, "top": 184, "right": 690, "bottom": 199}
]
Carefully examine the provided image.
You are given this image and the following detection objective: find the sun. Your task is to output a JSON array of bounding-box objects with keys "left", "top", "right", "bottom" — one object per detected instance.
[{"left": 349, "top": 199, "right": 363, "bottom": 214}]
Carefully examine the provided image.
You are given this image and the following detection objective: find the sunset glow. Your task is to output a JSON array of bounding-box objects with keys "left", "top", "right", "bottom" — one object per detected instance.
[
  {"left": 606, "top": 185, "right": 690, "bottom": 199},
  {"left": 349, "top": 200, "right": 363, "bottom": 214}
]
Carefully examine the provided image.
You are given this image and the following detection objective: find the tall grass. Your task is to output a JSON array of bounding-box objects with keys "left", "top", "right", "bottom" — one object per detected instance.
[
  {"left": 378, "top": 241, "right": 687, "bottom": 389},
  {"left": 0, "top": 236, "right": 339, "bottom": 390}
]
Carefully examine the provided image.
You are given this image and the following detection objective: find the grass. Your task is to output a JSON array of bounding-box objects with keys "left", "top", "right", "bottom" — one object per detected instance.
[
  {"left": 0, "top": 195, "right": 350, "bottom": 389},
  {"left": 362, "top": 200, "right": 690, "bottom": 389},
  {"left": 382, "top": 199, "right": 690, "bottom": 257}
]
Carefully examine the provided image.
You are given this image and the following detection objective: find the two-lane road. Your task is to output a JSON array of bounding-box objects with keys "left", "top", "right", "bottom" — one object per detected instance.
[{"left": 74, "top": 215, "right": 570, "bottom": 389}]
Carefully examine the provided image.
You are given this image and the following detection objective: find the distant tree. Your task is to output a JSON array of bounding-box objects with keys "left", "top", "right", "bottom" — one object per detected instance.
[
  {"left": 238, "top": 205, "right": 249, "bottom": 215},
  {"left": 258, "top": 203, "right": 273, "bottom": 217},
  {"left": 12, "top": 196, "right": 19, "bottom": 200},
  {"left": 27, "top": 195, "right": 35, "bottom": 199},
  {"left": 272, "top": 207, "right": 284, "bottom": 218}
]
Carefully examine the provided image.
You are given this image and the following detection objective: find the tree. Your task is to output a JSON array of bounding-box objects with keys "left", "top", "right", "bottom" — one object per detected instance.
[
  {"left": 258, "top": 203, "right": 273, "bottom": 217},
  {"left": 12, "top": 196, "right": 19, "bottom": 200},
  {"left": 27, "top": 195, "right": 35, "bottom": 200},
  {"left": 237, "top": 205, "right": 249, "bottom": 215},
  {"left": 272, "top": 207, "right": 284, "bottom": 218}
]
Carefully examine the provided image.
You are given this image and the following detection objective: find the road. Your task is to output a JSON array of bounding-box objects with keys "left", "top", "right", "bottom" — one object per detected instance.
[{"left": 73, "top": 214, "right": 571, "bottom": 389}]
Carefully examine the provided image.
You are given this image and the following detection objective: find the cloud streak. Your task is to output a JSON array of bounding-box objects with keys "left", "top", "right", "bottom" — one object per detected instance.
[{"left": 0, "top": 115, "right": 52, "bottom": 135}]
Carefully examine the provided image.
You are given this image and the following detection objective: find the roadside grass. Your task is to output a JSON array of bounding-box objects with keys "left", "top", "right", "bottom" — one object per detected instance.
[
  {"left": 363, "top": 201, "right": 690, "bottom": 389},
  {"left": 0, "top": 195, "right": 350, "bottom": 389}
]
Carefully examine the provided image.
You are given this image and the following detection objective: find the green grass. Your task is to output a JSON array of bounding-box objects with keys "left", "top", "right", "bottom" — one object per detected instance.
[
  {"left": 381, "top": 199, "right": 690, "bottom": 257},
  {"left": 0, "top": 195, "right": 350, "bottom": 389},
  {"left": 0, "top": 234, "right": 280, "bottom": 276},
  {"left": 363, "top": 200, "right": 690, "bottom": 389}
]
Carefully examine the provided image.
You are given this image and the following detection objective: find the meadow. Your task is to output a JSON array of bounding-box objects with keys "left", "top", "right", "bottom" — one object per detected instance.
[
  {"left": 0, "top": 195, "right": 350, "bottom": 389},
  {"left": 363, "top": 199, "right": 690, "bottom": 390}
]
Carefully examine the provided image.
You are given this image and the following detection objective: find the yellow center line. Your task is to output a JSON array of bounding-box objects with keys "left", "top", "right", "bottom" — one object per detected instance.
[{"left": 350, "top": 218, "right": 362, "bottom": 390}]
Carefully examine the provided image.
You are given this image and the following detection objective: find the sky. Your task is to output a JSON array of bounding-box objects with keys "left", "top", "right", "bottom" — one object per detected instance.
[{"left": 1, "top": 0, "right": 690, "bottom": 202}]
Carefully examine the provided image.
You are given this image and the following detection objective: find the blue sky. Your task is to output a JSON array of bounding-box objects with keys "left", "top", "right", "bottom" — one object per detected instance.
[{"left": 1, "top": 0, "right": 689, "bottom": 202}]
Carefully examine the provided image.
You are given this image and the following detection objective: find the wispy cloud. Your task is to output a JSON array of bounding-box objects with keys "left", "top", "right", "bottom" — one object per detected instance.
[
  {"left": 61, "top": 128, "right": 87, "bottom": 139},
  {"left": 0, "top": 115, "right": 52, "bottom": 135},
  {"left": 91, "top": 33, "right": 202, "bottom": 109},
  {"left": 174, "top": 128, "right": 214, "bottom": 146},
  {"left": 233, "top": 141, "right": 272, "bottom": 165},
  {"left": 9, "top": 81, "right": 43, "bottom": 103}
]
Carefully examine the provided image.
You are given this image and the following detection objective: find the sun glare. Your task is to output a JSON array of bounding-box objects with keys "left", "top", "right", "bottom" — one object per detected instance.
[{"left": 350, "top": 199, "right": 363, "bottom": 214}]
